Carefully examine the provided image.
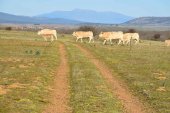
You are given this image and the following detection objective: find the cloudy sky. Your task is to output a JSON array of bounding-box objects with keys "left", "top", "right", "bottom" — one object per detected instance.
[{"left": 0, "top": 0, "right": 170, "bottom": 17}]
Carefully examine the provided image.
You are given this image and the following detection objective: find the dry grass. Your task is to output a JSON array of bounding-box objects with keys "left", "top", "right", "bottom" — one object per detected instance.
[{"left": 0, "top": 30, "right": 60, "bottom": 113}]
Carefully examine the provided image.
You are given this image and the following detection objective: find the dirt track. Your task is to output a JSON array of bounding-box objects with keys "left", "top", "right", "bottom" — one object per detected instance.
[
  {"left": 43, "top": 43, "right": 71, "bottom": 113},
  {"left": 43, "top": 42, "right": 153, "bottom": 113},
  {"left": 75, "top": 44, "right": 153, "bottom": 113}
]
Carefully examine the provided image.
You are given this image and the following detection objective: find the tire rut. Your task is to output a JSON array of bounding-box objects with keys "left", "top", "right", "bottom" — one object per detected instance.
[
  {"left": 43, "top": 43, "right": 71, "bottom": 113},
  {"left": 75, "top": 44, "right": 153, "bottom": 113}
]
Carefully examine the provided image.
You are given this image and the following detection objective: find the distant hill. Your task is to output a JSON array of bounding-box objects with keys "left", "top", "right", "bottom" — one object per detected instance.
[
  {"left": 1, "top": 11, "right": 170, "bottom": 26},
  {"left": 0, "top": 12, "right": 82, "bottom": 24},
  {"left": 36, "top": 9, "right": 134, "bottom": 24},
  {"left": 123, "top": 17, "right": 170, "bottom": 26}
]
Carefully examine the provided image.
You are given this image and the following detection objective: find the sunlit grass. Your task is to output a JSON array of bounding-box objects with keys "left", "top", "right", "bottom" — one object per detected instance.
[
  {"left": 64, "top": 41, "right": 123, "bottom": 113},
  {"left": 0, "top": 30, "right": 60, "bottom": 113},
  {"left": 80, "top": 40, "right": 170, "bottom": 113},
  {"left": 1, "top": 29, "right": 170, "bottom": 113}
]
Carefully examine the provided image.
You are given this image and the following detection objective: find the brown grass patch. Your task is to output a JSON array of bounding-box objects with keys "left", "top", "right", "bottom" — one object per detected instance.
[
  {"left": 18, "top": 64, "right": 29, "bottom": 69},
  {"left": 155, "top": 76, "right": 167, "bottom": 80},
  {"left": 8, "top": 82, "right": 28, "bottom": 89},
  {"left": 0, "top": 86, "right": 9, "bottom": 95},
  {"left": 156, "top": 87, "right": 167, "bottom": 92},
  {"left": 0, "top": 82, "right": 28, "bottom": 95}
]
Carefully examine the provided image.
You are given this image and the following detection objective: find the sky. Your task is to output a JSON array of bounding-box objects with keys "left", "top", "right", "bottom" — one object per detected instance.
[{"left": 0, "top": 0, "right": 170, "bottom": 17}]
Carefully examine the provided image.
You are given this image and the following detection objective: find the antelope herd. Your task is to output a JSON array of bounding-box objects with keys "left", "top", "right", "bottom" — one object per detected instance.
[{"left": 37, "top": 29, "right": 170, "bottom": 46}]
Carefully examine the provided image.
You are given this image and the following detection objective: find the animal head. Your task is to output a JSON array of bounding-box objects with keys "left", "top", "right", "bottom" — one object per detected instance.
[
  {"left": 99, "top": 32, "right": 104, "bottom": 37},
  {"left": 37, "top": 31, "right": 41, "bottom": 35},
  {"left": 72, "top": 32, "right": 76, "bottom": 36}
]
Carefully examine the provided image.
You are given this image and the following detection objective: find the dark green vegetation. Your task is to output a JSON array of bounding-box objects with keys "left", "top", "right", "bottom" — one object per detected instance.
[{"left": 0, "top": 30, "right": 60, "bottom": 113}]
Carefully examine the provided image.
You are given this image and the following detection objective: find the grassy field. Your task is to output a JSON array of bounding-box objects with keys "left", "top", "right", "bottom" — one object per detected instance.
[
  {"left": 0, "top": 30, "right": 170, "bottom": 113},
  {"left": 77, "top": 40, "right": 170, "bottom": 113},
  {"left": 64, "top": 41, "right": 123, "bottom": 113},
  {"left": 0, "top": 30, "right": 60, "bottom": 113}
]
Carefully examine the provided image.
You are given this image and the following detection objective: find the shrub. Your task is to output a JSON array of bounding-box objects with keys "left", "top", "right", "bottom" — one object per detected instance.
[
  {"left": 5, "top": 27, "right": 12, "bottom": 31},
  {"left": 153, "top": 34, "right": 161, "bottom": 40},
  {"left": 57, "top": 28, "right": 75, "bottom": 34},
  {"left": 25, "top": 50, "right": 28, "bottom": 54},
  {"left": 35, "top": 51, "right": 40, "bottom": 55},
  {"left": 126, "top": 29, "right": 136, "bottom": 33}
]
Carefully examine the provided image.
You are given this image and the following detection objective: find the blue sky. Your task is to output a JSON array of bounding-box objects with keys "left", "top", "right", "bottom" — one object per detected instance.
[{"left": 0, "top": 0, "right": 170, "bottom": 17}]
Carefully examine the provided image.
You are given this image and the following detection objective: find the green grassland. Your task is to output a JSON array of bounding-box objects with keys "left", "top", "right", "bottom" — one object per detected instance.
[
  {"left": 64, "top": 41, "right": 123, "bottom": 113},
  {"left": 0, "top": 30, "right": 60, "bottom": 113},
  {"left": 0, "top": 30, "right": 170, "bottom": 113},
  {"left": 77, "top": 40, "right": 170, "bottom": 113}
]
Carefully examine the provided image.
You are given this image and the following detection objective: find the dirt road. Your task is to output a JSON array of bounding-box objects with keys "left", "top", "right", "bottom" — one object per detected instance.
[
  {"left": 75, "top": 44, "right": 153, "bottom": 113},
  {"left": 43, "top": 43, "right": 71, "bottom": 113}
]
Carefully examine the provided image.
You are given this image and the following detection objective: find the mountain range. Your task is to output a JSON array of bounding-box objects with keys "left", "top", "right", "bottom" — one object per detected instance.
[
  {"left": 36, "top": 9, "right": 133, "bottom": 24},
  {"left": 0, "top": 12, "right": 82, "bottom": 24},
  {"left": 0, "top": 9, "right": 170, "bottom": 26},
  {"left": 123, "top": 17, "right": 170, "bottom": 26}
]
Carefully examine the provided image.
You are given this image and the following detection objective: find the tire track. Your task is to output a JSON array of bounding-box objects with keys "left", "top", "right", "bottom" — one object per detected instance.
[
  {"left": 43, "top": 43, "right": 71, "bottom": 113},
  {"left": 75, "top": 44, "right": 153, "bottom": 113}
]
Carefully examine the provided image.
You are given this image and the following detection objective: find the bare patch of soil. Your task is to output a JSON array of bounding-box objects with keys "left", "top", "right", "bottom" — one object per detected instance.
[
  {"left": 18, "top": 64, "right": 29, "bottom": 69},
  {"left": 0, "top": 82, "right": 27, "bottom": 95},
  {"left": 8, "top": 82, "right": 27, "bottom": 89},
  {"left": 0, "top": 86, "right": 9, "bottom": 95}
]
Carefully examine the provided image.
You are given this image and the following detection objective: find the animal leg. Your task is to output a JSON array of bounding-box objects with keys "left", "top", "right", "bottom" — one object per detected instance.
[
  {"left": 76, "top": 38, "right": 79, "bottom": 42},
  {"left": 127, "top": 40, "right": 130, "bottom": 45},
  {"left": 54, "top": 35, "right": 57, "bottom": 40},
  {"left": 103, "top": 40, "right": 107, "bottom": 45},
  {"left": 134, "top": 39, "right": 139, "bottom": 44},
  {"left": 117, "top": 39, "right": 122, "bottom": 45},
  {"left": 92, "top": 37, "right": 95, "bottom": 43},
  {"left": 109, "top": 39, "right": 113, "bottom": 45},
  {"left": 89, "top": 37, "right": 92, "bottom": 43},
  {"left": 51, "top": 35, "right": 54, "bottom": 42},
  {"left": 43, "top": 37, "right": 47, "bottom": 41},
  {"left": 81, "top": 38, "right": 83, "bottom": 43},
  {"left": 122, "top": 40, "right": 125, "bottom": 45}
]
